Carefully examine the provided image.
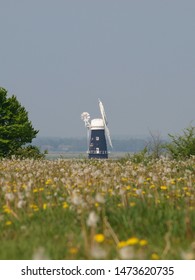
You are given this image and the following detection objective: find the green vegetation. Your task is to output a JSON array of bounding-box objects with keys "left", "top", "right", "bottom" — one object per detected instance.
[
  {"left": 125, "top": 125, "right": 195, "bottom": 161},
  {"left": 165, "top": 125, "right": 195, "bottom": 159},
  {"left": 0, "top": 157, "right": 195, "bottom": 259},
  {"left": 0, "top": 87, "right": 44, "bottom": 159}
]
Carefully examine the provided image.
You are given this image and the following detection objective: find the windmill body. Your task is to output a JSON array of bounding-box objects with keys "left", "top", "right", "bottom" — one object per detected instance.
[
  {"left": 89, "top": 118, "right": 108, "bottom": 158},
  {"left": 81, "top": 99, "right": 112, "bottom": 159}
]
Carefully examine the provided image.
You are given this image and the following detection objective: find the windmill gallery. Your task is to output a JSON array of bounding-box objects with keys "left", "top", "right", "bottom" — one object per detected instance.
[{"left": 81, "top": 99, "right": 113, "bottom": 159}]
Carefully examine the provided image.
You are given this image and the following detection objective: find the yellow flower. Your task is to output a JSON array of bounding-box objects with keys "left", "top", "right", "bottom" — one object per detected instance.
[
  {"left": 5, "top": 221, "right": 12, "bottom": 226},
  {"left": 3, "top": 206, "right": 11, "bottom": 214},
  {"left": 69, "top": 247, "right": 78, "bottom": 254},
  {"left": 139, "top": 239, "right": 148, "bottom": 246},
  {"left": 94, "top": 234, "right": 105, "bottom": 243},
  {"left": 63, "top": 202, "right": 69, "bottom": 209},
  {"left": 185, "top": 192, "right": 191, "bottom": 197},
  {"left": 126, "top": 237, "right": 139, "bottom": 246},
  {"left": 121, "top": 177, "right": 128, "bottom": 182},
  {"left": 30, "top": 204, "right": 39, "bottom": 211},
  {"left": 129, "top": 202, "right": 136, "bottom": 207},
  {"left": 45, "top": 179, "right": 52, "bottom": 185},
  {"left": 117, "top": 241, "right": 127, "bottom": 248},
  {"left": 151, "top": 253, "right": 160, "bottom": 260},
  {"left": 177, "top": 177, "right": 183, "bottom": 182},
  {"left": 160, "top": 186, "right": 167, "bottom": 190},
  {"left": 43, "top": 203, "right": 47, "bottom": 210}
]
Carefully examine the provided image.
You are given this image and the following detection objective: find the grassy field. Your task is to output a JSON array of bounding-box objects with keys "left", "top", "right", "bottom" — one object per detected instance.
[
  {"left": 45, "top": 151, "right": 128, "bottom": 160},
  {"left": 0, "top": 157, "right": 195, "bottom": 260}
]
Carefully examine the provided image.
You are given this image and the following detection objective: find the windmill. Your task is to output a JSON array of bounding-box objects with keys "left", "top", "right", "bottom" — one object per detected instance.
[{"left": 81, "top": 99, "right": 113, "bottom": 159}]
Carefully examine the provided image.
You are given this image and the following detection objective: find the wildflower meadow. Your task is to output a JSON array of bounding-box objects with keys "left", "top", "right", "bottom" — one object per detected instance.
[{"left": 0, "top": 157, "right": 195, "bottom": 260}]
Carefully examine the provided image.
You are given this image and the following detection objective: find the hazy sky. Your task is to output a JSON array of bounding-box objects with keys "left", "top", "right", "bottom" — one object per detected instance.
[{"left": 1, "top": 0, "right": 195, "bottom": 138}]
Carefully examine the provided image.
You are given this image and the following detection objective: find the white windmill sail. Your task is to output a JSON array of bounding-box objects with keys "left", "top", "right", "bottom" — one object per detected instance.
[{"left": 98, "top": 99, "right": 113, "bottom": 148}]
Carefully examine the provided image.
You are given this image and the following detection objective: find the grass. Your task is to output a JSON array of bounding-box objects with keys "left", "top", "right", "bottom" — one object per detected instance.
[{"left": 0, "top": 157, "right": 195, "bottom": 259}]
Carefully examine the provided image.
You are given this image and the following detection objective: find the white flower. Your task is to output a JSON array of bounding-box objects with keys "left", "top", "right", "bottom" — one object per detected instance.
[
  {"left": 18, "top": 192, "right": 24, "bottom": 200},
  {"left": 71, "top": 191, "right": 83, "bottom": 205},
  {"left": 136, "top": 189, "right": 142, "bottom": 196},
  {"left": 54, "top": 177, "right": 58, "bottom": 182},
  {"left": 132, "top": 170, "right": 137, "bottom": 177},
  {"left": 138, "top": 176, "right": 144, "bottom": 184},
  {"left": 152, "top": 175, "right": 158, "bottom": 182},
  {"left": 86, "top": 211, "right": 99, "bottom": 227},
  {"left": 95, "top": 193, "right": 105, "bottom": 204},
  {"left": 181, "top": 250, "right": 194, "bottom": 260},
  {"left": 32, "top": 247, "right": 50, "bottom": 260},
  {"left": 17, "top": 200, "right": 26, "bottom": 208},
  {"left": 119, "top": 247, "right": 134, "bottom": 260},
  {"left": 61, "top": 178, "right": 66, "bottom": 184},
  {"left": 93, "top": 170, "right": 101, "bottom": 178},
  {"left": 91, "top": 245, "right": 107, "bottom": 259},
  {"left": 5, "top": 192, "right": 15, "bottom": 201}
]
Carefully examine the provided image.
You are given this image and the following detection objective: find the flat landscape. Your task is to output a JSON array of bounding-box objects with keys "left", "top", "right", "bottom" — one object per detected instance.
[{"left": 0, "top": 157, "right": 195, "bottom": 260}]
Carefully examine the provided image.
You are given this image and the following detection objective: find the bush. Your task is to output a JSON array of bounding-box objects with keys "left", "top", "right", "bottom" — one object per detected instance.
[
  {"left": 118, "top": 147, "right": 152, "bottom": 165},
  {"left": 12, "top": 145, "right": 47, "bottom": 159},
  {"left": 165, "top": 125, "right": 195, "bottom": 159}
]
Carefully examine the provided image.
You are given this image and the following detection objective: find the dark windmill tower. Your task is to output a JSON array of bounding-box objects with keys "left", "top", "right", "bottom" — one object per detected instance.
[{"left": 81, "top": 99, "right": 113, "bottom": 159}]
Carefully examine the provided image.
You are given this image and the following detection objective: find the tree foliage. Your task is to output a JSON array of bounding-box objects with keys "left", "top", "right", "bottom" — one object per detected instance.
[
  {"left": 0, "top": 87, "right": 39, "bottom": 157},
  {"left": 165, "top": 125, "right": 195, "bottom": 159}
]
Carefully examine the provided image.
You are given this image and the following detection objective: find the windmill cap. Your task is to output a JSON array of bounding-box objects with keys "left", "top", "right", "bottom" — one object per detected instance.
[{"left": 91, "top": 118, "right": 104, "bottom": 130}]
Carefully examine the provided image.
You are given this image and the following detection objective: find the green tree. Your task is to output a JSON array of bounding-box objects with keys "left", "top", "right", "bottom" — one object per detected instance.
[
  {"left": 0, "top": 87, "right": 38, "bottom": 157},
  {"left": 165, "top": 125, "right": 195, "bottom": 159}
]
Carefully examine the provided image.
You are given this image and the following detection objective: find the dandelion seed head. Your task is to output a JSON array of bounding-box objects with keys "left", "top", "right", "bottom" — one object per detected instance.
[
  {"left": 95, "top": 193, "right": 105, "bottom": 204},
  {"left": 181, "top": 250, "right": 194, "bottom": 260},
  {"left": 138, "top": 176, "right": 144, "bottom": 184},
  {"left": 17, "top": 200, "right": 26, "bottom": 208},
  {"left": 32, "top": 247, "right": 50, "bottom": 260},
  {"left": 135, "top": 189, "right": 142, "bottom": 196},
  {"left": 86, "top": 211, "right": 99, "bottom": 227},
  {"left": 91, "top": 244, "right": 107, "bottom": 259},
  {"left": 5, "top": 192, "right": 15, "bottom": 201},
  {"left": 119, "top": 247, "right": 134, "bottom": 259}
]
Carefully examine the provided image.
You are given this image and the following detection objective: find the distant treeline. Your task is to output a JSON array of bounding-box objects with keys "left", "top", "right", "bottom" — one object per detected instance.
[{"left": 32, "top": 137, "right": 150, "bottom": 153}]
